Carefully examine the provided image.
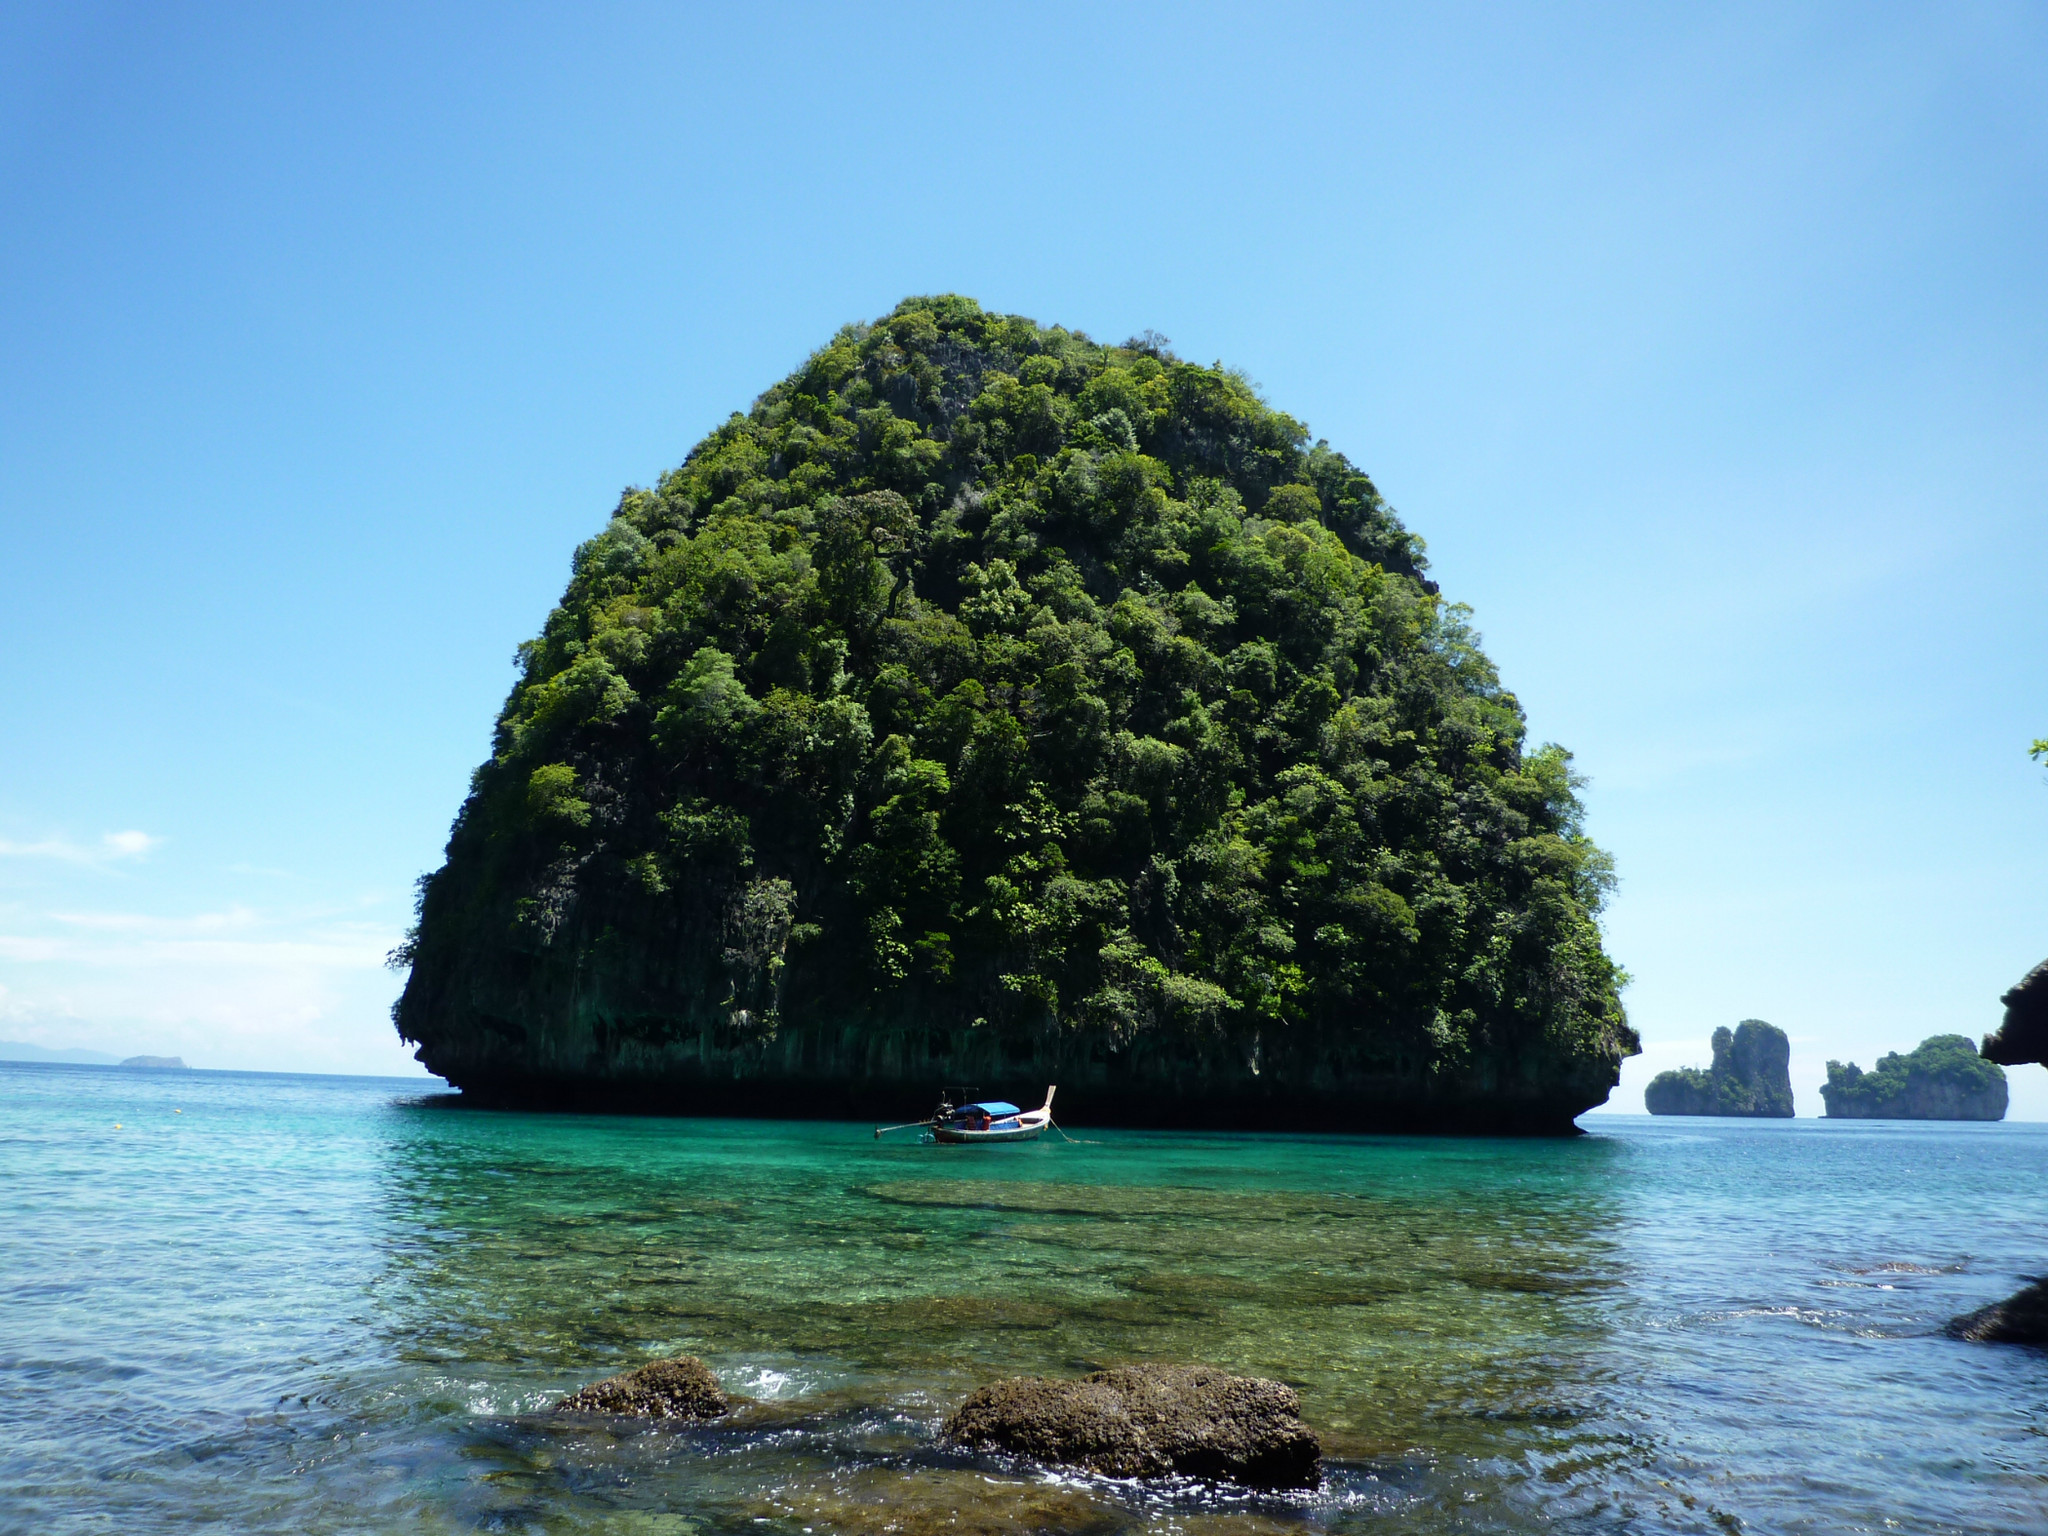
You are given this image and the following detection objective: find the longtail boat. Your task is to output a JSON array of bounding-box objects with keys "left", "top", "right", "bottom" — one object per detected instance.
[{"left": 874, "top": 1086, "right": 1056, "bottom": 1143}]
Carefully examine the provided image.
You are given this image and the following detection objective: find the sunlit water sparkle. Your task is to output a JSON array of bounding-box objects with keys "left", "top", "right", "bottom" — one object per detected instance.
[{"left": 3, "top": 1061, "right": 2045, "bottom": 1534}]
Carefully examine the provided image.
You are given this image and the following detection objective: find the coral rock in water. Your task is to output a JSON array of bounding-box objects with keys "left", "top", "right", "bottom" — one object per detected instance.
[
  {"left": 941, "top": 1362, "right": 1321, "bottom": 1487},
  {"left": 554, "top": 1355, "right": 730, "bottom": 1419},
  {"left": 1945, "top": 1278, "right": 2048, "bottom": 1346}
]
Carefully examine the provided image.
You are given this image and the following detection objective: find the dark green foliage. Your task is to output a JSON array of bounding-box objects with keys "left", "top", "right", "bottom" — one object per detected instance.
[
  {"left": 1821, "top": 1035, "right": 2008, "bottom": 1120},
  {"left": 395, "top": 297, "right": 1633, "bottom": 1099},
  {"left": 1644, "top": 1020, "right": 1793, "bottom": 1117}
]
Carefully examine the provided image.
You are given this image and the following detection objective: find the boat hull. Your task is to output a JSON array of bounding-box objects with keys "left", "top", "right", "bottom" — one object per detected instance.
[{"left": 930, "top": 1117, "right": 1046, "bottom": 1144}]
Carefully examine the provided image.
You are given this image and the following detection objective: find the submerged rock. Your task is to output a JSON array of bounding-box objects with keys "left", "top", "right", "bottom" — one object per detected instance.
[
  {"left": 1644, "top": 1020, "right": 1794, "bottom": 1117},
  {"left": 1944, "top": 1278, "right": 2048, "bottom": 1345},
  {"left": 1981, "top": 959, "right": 2048, "bottom": 1067},
  {"left": 554, "top": 1355, "right": 730, "bottom": 1419},
  {"left": 741, "top": 1465, "right": 1128, "bottom": 1536},
  {"left": 940, "top": 1362, "right": 1320, "bottom": 1487},
  {"left": 1820, "top": 1035, "right": 2007, "bottom": 1120}
]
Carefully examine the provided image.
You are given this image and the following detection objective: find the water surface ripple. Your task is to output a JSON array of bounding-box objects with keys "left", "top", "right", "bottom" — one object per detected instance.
[{"left": 3, "top": 1062, "right": 2045, "bottom": 1534}]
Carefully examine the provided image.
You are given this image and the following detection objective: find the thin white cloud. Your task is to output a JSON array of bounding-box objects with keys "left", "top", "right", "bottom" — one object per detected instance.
[
  {"left": 0, "top": 834, "right": 425, "bottom": 1076},
  {"left": 0, "top": 830, "right": 162, "bottom": 863},
  {"left": 0, "top": 931, "right": 386, "bottom": 969},
  {"left": 0, "top": 952, "right": 423, "bottom": 1076},
  {"left": 51, "top": 905, "right": 259, "bottom": 935}
]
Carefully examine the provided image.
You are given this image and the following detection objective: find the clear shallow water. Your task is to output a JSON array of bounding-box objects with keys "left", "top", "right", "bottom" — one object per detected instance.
[{"left": 3, "top": 1063, "right": 2046, "bottom": 1535}]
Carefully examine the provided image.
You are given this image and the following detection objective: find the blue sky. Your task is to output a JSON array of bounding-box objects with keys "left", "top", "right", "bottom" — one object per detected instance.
[{"left": 2, "top": 2, "right": 2043, "bottom": 1112}]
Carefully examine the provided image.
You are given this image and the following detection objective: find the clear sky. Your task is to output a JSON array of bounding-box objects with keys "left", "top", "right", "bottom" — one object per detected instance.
[{"left": 2, "top": 2, "right": 2043, "bottom": 1112}]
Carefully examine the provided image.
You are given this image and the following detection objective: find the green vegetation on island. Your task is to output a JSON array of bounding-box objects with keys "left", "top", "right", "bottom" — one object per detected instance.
[
  {"left": 1982, "top": 735, "right": 2047, "bottom": 1067},
  {"left": 1821, "top": 1035, "right": 2007, "bottom": 1120},
  {"left": 1643, "top": 1019, "right": 1794, "bottom": 1116},
  {"left": 393, "top": 297, "right": 1635, "bottom": 1130}
]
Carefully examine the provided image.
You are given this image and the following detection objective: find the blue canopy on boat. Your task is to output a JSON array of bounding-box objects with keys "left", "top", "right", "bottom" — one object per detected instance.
[{"left": 957, "top": 1101, "right": 1020, "bottom": 1117}]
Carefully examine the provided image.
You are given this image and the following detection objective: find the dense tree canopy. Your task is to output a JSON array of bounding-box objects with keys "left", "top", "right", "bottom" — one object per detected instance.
[
  {"left": 395, "top": 297, "right": 1633, "bottom": 1112},
  {"left": 1821, "top": 1035, "right": 2007, "bottom": 1120}
]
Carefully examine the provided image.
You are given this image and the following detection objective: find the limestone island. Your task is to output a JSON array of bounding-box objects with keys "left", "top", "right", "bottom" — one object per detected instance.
[
  {"left": 1821, "top": 1035, "right": 2007, "bottom": 1120},
  {"left": 1644, "top": 1019, "right": 1793, "bottom": 1116},
  {"left": 392, "top": 297, "right": 1637, "bottom": 1133},
  {"left": 119, "top": 1055, "right": 187, "bottom": 1070}
]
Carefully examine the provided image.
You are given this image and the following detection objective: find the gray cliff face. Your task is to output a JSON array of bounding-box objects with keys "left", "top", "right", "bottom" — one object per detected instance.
[
  {"left": 1982, "top": 959, "right": 2048, "bottom": 1067},
  {"left": 1822, "top": 1076, "right": 2007, "bottom": 1120},
  {"left": 1644, "top": 1020, "right": 1794, "bottom": 1117},
  {"left": 406, "top": 962, "right": 1619, "bottom": 1132},
  {"left": 1875, "top": 1080, "right": 2005, "bottom": 1119}
]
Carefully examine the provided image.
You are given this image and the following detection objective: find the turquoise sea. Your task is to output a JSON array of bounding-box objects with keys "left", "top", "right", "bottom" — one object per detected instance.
[{"left": 3, "top": 1062, "right": 2045, "bottom": 1535}]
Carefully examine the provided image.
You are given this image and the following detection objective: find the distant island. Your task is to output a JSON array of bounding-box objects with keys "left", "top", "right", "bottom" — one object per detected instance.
[
  {"left": 1821, "top": 1035, "right": 2006, "bottom": 1120},
  {"left": 390, "top": 296, "right": 1639, "bottom": 1133},
  {"left": 1645, "top": 1020, "right": 1794, "bottom": 1116},
  {"left": 120, "top": 1055, "right": 188, "bottom": 1070},
  {"left": 0, "top": 1041, "right": 120, "bottom": 1065}
]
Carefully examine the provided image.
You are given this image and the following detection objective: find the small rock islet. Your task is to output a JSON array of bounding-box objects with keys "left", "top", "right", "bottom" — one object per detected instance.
[{"left": 1644, "top": 1020, "right": 1793, "bottom": 1117}]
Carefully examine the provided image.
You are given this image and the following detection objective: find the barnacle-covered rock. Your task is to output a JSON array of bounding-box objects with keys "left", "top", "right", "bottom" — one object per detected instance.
[{"left": 941, "top": 1362, "right": 1320, "bottom": 1487}]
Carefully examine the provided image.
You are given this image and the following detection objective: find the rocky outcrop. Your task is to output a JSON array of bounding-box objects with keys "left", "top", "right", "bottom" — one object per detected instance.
[
  {"left": 1982, "top": 959, "right": 2048, "bottom": 1067},
  {"left": 1944, "top": 1278, "right": 2048, "bottom": 1345},
  {"left": 1644, "top": 1020, "right": 1794, "bottom": 1117},
  {"left": 391, "top": 298, "right": 1638, "bottom": 1135},
  {"left": 1821, "top": 1035, "right": 2007, "bottom": 1120},
  {"left": 940, "top": 1363, "right": 1320, "bottom": 1487},
  {"left": 554, "top": 1355, "right": 730, "bottom": 1419}
]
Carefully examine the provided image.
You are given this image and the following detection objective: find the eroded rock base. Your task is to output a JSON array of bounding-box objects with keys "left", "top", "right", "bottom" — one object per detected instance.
[
  {"left": 942, "top": 1362, "right": 1321, "bottom": 1488},
  {"left": 555, "top": 1355, "right": 731, "bottom": 1418},
  {"left": 1945, "top": 1279, "right": 2048, "bottom": 1346}
]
